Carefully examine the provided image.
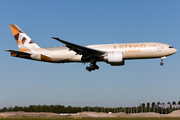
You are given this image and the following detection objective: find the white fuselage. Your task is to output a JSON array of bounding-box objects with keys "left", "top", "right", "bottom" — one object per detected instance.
[{"left": 31, "top": 42, "right": 177, "bottom": 63}]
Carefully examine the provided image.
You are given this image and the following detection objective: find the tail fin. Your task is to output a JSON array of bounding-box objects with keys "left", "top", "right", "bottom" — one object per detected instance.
[{"left": 9, "top": 24, "right": 40, "bottom": 52}]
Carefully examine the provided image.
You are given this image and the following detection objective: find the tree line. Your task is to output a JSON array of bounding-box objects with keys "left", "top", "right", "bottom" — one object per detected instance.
[{"left": 0, "top": 101, "right": 180, "bottom": 114}]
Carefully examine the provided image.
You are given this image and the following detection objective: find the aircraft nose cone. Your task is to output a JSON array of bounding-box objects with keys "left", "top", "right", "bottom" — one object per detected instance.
[
  {"left": 174, "top": 48, "right": 177, "bottom": 53},
  {"left": 169, "top": 48, "right": 177, "bottom": 55},
  {"left": 171, "top": 48, "right": 177, "bottom": 54}
]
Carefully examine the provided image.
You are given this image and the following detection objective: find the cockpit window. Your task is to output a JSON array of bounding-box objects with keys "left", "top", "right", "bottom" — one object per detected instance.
[{"left": 169, "top": 46, "right": 174, "bottom": 48}]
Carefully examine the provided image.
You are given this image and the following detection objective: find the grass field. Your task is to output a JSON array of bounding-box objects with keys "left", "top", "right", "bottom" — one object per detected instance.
[{"left": 3, "top": 117, "right": 180, "bottom": 120}]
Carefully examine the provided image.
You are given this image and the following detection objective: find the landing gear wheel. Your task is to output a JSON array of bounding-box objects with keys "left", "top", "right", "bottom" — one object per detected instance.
[
  {"left": 86, "top": 64, "right": 99, "bottom": 71},
  {"left": 95, "top": 65, "right": 99, "bottom": 70},
  {"left": 90, "top": 65, "right": 95, "bottom": 70},
  {"left": 85, "top": 58, "right": 100, "bottom": 71},
  {"left": 86, "top": 66, "right": 91, "bottom": 72},
  {"left": 160, "top": 62, "right": 164, "bottom": 66}
]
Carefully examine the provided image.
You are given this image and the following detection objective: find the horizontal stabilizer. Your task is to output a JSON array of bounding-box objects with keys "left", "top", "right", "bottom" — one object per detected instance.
[{"left": 5, "top": 49, "right": 31, "bottom": 58}]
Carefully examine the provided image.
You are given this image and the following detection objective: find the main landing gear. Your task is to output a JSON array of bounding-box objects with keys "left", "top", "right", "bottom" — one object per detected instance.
[
  {"left": 160, "top": 56, "right": 166, "bottom": 66},
  {"left": 86, "top": 63, "right": 99, "bottom": 72}
]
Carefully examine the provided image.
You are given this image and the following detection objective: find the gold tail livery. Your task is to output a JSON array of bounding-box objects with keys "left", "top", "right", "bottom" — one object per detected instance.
[{"left": 5, "top": 24, "right": 177, "bottom": 72}]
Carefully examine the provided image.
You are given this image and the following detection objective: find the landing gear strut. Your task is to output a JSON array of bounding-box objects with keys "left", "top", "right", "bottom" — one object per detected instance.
[
  {"left": 86, "top": 59, "right": 99, "bottom": 72},
  {"left": 160, "top": 56, "right": 166, "bottom": 66}
]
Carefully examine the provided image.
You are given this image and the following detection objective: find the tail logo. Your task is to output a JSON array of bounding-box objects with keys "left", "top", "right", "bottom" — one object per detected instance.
[{"left": 9, "top": 24, "right": 40, "bottom": 52}]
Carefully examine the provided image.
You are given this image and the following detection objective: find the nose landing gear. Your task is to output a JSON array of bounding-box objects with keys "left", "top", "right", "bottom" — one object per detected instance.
[
  {"left": 160, "top": 61, "right": 164, "bottom": 66},
  {"left": 160, "top": 56, "right": 166, "bottom": 66}
]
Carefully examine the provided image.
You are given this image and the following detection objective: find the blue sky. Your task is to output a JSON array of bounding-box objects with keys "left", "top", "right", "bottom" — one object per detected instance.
[{"left": 0, "top": 0, "right": 180, "bottom": 109}]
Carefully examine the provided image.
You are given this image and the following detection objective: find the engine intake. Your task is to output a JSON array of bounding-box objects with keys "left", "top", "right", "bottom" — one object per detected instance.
[{"left": 104, "top": 51, "right": 124, "bottom": 66}]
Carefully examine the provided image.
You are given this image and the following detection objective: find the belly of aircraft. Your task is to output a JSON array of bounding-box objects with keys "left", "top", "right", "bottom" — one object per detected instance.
[{"left": 50, "top": 50, "right": 82, "bottom": 63}]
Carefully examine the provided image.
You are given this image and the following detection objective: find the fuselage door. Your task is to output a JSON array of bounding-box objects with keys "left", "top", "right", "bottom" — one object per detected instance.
[{"left": 157, "top": 45, "right": 161, "bottom": 52}]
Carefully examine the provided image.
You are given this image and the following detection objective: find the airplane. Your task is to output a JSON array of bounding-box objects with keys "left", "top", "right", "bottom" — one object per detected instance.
[{"left": 5, "top": 24, "right": 177, "bottom": 72}]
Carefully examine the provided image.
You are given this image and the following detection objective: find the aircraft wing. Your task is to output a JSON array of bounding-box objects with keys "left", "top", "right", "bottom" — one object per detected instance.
[{"left": 51, "top": 37, "right": 106, "bottom": 56}]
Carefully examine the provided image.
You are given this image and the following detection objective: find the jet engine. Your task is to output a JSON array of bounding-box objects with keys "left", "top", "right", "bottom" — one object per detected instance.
[{"left": 104, "top": 51, "right": 124, "bottom": 66}]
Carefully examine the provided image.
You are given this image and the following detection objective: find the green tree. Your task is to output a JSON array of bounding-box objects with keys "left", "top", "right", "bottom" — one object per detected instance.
[
  {"left": 172, "top": 101, "right": 176, "bottom": 105},
  {"left": 167, "top": 102, "right": 171, "bottom": 105},
  {"left": 3, "top": 107, "right": 7, "bottom": 112},
  {"left": 147, "top": 103, "right": 150, "bottom": 112},
  {"left": 8, "top": 107, "right": 13, "bottom": 112},
  {"left": 142, "top": 103, "right": 145, "bottom": 112},
  {"left": 151, "top": 102, "right": 155, "bottom": 112},
  {"left": 178, "top": 101, "right": 180, "bottom": 105}
]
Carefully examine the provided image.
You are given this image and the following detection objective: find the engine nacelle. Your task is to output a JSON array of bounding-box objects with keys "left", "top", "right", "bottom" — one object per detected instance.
[{"left": 104, "top": 51, "right": 124, "bottom": 66}]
